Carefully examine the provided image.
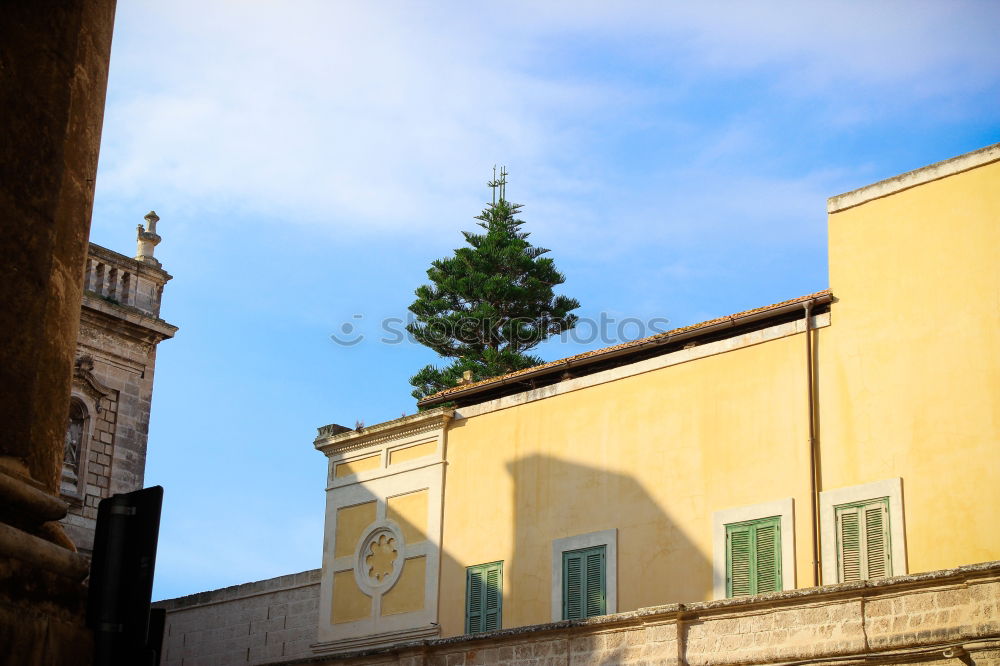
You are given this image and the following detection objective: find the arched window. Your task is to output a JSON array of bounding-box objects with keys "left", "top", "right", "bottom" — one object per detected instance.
[{"left": 62, "top": 399, "right": 87, "bottom": 493}]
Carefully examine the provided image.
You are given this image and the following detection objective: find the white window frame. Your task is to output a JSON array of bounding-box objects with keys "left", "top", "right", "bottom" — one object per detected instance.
[
  {"left": 820, "top": 478, "right": 907, "bottom": 584},
  {"left": 551, "top": 529, "right": 617, "bottom": 621},
  {"left": 712, "top": 498, "right": 795, "bottom": 599}
]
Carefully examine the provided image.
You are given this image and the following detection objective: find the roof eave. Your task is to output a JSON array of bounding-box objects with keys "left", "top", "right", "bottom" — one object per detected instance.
[{"left": 418, "top": 291, "right": 832, "bottom": 409}]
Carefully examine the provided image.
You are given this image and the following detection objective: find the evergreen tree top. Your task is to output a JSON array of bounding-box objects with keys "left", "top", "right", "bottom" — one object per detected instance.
[{"left": 406, "top": 169, "right": 580, "bottom": 402}]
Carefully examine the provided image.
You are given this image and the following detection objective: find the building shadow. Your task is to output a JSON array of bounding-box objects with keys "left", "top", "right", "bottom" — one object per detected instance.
[{"left": 506, "top": 454, "right": 712, "bottom": 622}]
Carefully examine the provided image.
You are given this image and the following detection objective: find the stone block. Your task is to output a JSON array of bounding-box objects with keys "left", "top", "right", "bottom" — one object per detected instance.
[
  {"left": 236, "top": 604, "right": 270, "bottom": 623},
  {"left": 251, "top": 615, "right": 285, "bottom": 634},
  {"left": 285, "top": 610, "right": 318, "bottom": 629},
  {"left": 285, "top": 637, "right": 318, "bottom": 660},
  {"left": 289, "top": 598, "right": 319, "bottom": 615}
]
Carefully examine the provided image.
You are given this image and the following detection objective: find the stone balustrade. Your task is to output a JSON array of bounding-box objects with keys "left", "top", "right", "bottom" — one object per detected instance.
[{"left": 84, "top": 243, "right": 170, "bottom": 318}]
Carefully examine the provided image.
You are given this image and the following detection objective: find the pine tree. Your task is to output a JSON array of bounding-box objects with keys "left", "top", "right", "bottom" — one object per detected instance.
[{"left": 407, "top": 169, "right": 580, "bottom": 402}]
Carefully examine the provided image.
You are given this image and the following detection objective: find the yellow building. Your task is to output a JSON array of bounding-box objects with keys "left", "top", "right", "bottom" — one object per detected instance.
[{"left": 311, "top": 144, "right": 1000, "bottom": 655}]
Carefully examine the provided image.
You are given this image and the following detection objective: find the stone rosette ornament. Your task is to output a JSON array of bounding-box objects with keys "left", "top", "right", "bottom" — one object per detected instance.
[{"left": 353, "top": 520, "right": 405, "bottom": 595}]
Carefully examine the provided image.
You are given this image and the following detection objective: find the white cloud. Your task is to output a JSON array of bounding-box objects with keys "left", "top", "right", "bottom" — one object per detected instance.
[
  {"left": 99, "top": 2, "right": 614, "bottom": 231},
  {"left": 509, "top": 1, "right": 1000, "bottom": 89},
  {"left": 96, "top": 1, "right": 999, "bottom": 245}
]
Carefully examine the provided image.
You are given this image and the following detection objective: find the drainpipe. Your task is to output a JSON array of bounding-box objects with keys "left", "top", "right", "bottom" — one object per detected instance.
[{"left": 804, "top": 299, "right": 821, "bottom": 587}]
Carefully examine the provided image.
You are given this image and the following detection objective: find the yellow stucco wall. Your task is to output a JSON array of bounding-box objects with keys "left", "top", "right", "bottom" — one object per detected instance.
[
  {"left": 440, "top": 332, "right": 816, "bottom": 636},
  {"left": 387, "top": 490, "right": 428, "bottom": 545},
  {"left": 335, "top": 454, "right": 381, "bottom": 478},
  {"left": 389, "top": 440, "right": 436, "bottom": 466},
  {"left": 332, "top": 570, "right": 371, "bottom": 624},
  {"left": 822, "top": 159, "right": 1000, "bottom": 574},
  {"left": 335, "top": 502, "right": 376, "bottom": 559},
  {"left": 381, "top": 556, "right": 427, "bottom": 616}
]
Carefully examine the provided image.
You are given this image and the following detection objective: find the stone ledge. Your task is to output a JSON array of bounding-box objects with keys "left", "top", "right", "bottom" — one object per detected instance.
[
  {"left": 827, "top": 142, "right": 1000, "bottom": 213},
  {"left": 270, "top": 561, "right": 1000, "bottom": 665},
  {"left": 155, "top": 568, "right": 321, "bottom": 610}
]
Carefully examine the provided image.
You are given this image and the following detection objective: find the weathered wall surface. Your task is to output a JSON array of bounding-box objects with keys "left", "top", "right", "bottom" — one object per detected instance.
[
  {"left": 286, "top": 562, "right": 1000, "bottom": 666},
  {"left": 156, "top": 569, "right": 321, "bottom": 665}
]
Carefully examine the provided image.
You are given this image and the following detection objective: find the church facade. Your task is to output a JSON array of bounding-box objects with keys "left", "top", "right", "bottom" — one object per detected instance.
[{"left": 60, "top": 212, "right": 177, "bottom": 554}]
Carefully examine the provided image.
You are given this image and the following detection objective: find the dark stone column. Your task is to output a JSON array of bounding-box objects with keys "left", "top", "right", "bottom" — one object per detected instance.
[
  {"left": 0, "top": 0, "right": 117, "bottom": 491},
  {"left": 0, "top": 1, "right": 118, "bottom": 664}
]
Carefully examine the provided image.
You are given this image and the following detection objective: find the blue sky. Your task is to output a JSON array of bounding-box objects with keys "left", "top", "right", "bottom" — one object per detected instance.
[{"left": 87, "top": 1, "right": 999, "bottom": 600}]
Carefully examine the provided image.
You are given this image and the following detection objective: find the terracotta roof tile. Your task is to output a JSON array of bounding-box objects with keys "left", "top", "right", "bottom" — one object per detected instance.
[{"left": 419, "top": 289, "right": 831, "bottom": 404}]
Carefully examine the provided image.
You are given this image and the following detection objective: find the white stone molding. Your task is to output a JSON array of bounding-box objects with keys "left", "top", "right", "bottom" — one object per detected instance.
[
  {"left": 820, "top": 478, "right": 907, "bottom": 584},
  {"left": 551, "top": 529, "right": 618, "bottom": 622},
  {"left": 315, "top": 414, "right": 448, "bottom": 654},
  {"left": 353, "top": 519, "right": 406, "bottom": 596},
  {"left": 712, "top": 498, "right": 796, "bottom": 600},
  {"left": 456, "top": 314, "right": 830, "bottom": 420},
  {"left": 827, "top": 142, "right": 1000, "bottom": 213},
  {"left": 315, "top": 408, "right": 453, "bottom": 456}
]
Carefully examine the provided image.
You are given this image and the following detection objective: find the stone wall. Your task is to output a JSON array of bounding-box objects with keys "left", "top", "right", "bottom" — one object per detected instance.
[
  {"left": 271, "top": 562, "right": 1000, "bottom": 666},
  {"left": 156, "top": 569, "right": 321, "bottom": 665}
]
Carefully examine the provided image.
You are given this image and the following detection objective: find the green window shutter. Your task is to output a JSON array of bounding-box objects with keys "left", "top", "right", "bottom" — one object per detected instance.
[
  {"left": 754, "top": 520, "right": 780, "bottom": 593},
  {"left": 727, "top": 524, "right": 753, "bottom": 598},
  {"left": 466, "top": 561, "right": 502, "bottom": 634},
  {"left": 837, "top": 506, "right": 863, "bottom": 582},
  {"left": 726, "top": 516, "right": 782, "bottom": 598},
  {"left": 585, "top": 549, "right": 605, "bottom": 618},
  {"left": 563, "top": 546, "right": 606, "bottom": 620},
  {"left": 864, "top": 503, "right": 891, "bottom": 579},
  {"left": 484, "top": 564, "right": 501, "bottom": 631},
  {"left": 836, "top": 497, "right": 891, "bottom": 583},
  {"left": 564, "top": 551, "right": 584, "bottom": 620}
]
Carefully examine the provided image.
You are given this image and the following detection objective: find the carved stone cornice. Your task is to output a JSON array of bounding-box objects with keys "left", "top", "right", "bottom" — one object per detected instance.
[
  {"left": 72, "top": 355, "right": 115, "bottom": 412},
  {"left": 80, "top": 295, "right": 178, "bottom": 346},
  {"left": 314, "top": 408, "right": 453, "bottom": 457}
]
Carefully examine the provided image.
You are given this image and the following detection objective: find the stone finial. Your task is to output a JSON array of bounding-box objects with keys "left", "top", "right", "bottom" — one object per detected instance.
[
  {"left": 144, "top": 210, "right": 159, "bottom": 233},
  {"left": 136, "top": 210, "right": 162, "bottom": 267}
]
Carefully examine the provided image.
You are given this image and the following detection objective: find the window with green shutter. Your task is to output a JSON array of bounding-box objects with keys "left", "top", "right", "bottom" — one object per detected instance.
[
  {"left": 835, "top": 497, "right": 891, "bottom": 582},
  {"left": 725, "top": 516, "right": 782, "bottom": 598},
  {"left": 562, "top": 545, "right": 605, "bottom": 620},
  {"left": 465, "top": 561, "right": 502, "bottom": 634}
]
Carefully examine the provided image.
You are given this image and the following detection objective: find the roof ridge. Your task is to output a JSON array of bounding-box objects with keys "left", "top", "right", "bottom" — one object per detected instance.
[{"left": 419, "top": 289, "right": 831, "bottom": 404}]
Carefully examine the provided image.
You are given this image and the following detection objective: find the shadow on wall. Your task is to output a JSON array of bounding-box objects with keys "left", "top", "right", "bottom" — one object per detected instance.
[
  {"left": 507, "top": 454, "right": 712, "bottom": 620},
  {"left": 435, "top": 448, "right": 712, "bottom": 637}
]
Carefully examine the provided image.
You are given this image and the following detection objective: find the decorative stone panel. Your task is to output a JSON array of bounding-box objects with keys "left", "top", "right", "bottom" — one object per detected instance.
[{"left": 313, "top": 410, "right": 453, "bottom": 654}]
